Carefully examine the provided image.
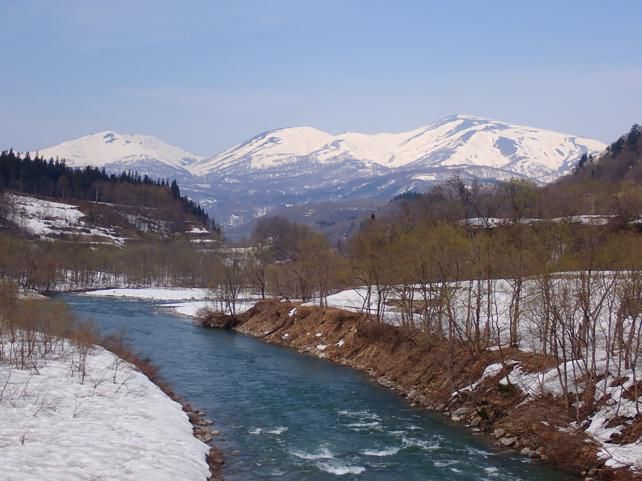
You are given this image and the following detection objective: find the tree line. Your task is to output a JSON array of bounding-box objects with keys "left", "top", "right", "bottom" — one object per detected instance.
[{"left": 0, "top": 150, "right": 209, "bottom": 223}]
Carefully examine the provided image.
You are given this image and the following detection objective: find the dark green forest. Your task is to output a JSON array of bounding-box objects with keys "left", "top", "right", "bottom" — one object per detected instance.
[{"left": 0, "top": 150, "right": 209, "bottom": 223}]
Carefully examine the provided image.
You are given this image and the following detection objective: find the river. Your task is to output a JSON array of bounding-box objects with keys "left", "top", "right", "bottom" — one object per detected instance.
[{"left": 62, "top": 294, "right": 571, "bottom": 481}]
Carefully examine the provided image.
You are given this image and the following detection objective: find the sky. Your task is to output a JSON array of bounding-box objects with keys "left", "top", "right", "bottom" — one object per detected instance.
[{"left": 1, "top": 0, "right": 641, "bottom": 155}]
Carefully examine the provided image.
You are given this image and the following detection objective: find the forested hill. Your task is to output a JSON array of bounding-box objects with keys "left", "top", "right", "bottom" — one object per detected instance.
[
  {"left": 0, "top": 150, "right": 209, "bottom": 225},
  {"left": 571, "top": 123, "right": 641, "bottom": 182}
]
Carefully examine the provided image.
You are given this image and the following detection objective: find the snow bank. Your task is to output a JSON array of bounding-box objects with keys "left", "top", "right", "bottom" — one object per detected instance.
[
  {"left": 0, "top": 342, "right": 210, "bottom": 481},
  {"left": 85, "top": 287, "right": 211, "bottom": 301},
  {"left": 84, "top": 287, "right": 259, "bottom": 318}
]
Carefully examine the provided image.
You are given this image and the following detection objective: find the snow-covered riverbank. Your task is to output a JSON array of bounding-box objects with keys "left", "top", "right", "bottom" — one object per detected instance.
[
  {"left": 0, "top": 340, "right": 211, "bottom": 481},
  {"left": 84, "top": 287, "right": 258, "bottom": 318}
]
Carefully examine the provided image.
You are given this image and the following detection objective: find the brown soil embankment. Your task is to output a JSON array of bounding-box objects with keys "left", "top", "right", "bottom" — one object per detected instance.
[{"left": 204, "top": 299, "right": 640, "bottom": 481}]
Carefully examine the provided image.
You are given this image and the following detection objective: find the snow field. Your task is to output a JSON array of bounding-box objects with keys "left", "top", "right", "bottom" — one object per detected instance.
[{"left": 0, "top": 339, "right": 210, "bottom": 481}]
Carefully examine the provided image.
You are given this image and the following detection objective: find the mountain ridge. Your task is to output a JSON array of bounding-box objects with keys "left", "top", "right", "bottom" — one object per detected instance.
[
  {"left": 191, "top": 114, "right": 604, "bottom": 182},
  {"left": 20, "top": 115, "right": 607, "bottom": 233}
]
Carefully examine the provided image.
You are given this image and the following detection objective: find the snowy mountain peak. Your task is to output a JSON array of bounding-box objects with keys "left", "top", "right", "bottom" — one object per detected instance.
[
  {"left": 190, "top": 126, "right": 334, "bottom": 175},
  {"left": 32, "top": 131, "right": 203, "bottom": 170}
]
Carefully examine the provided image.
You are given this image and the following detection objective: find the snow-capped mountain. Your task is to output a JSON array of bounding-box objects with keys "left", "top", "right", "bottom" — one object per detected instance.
[
  {"left": 28, "top": 115, "right": 606, "bottom": 234},
  {"left": 192, "top": 115, "right": 604, "bottom": 182},
  {"left": 32, "top": 131, "right": 203, "bottom": 179}
]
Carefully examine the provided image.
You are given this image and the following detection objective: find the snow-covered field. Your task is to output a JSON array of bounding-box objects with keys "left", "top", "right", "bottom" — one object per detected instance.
[
  {"left": 0, "top": 341, "right": 210, "bottom": 481},
  {"left": 6, "top": 194, "right": 125, "bottom": 245}
]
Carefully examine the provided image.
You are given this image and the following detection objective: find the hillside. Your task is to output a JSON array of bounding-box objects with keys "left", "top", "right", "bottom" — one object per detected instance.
[
  {"left": 570, "top": 123, "right": 642, "bottom": 183},
  {"left": 0, "top": 150, "right": 217, "bottom": 245}
]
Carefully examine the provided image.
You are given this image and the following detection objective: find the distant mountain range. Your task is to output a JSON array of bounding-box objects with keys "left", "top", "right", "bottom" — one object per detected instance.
[{"left": 29, "top": 115, "right": 606, "bottom": 233}]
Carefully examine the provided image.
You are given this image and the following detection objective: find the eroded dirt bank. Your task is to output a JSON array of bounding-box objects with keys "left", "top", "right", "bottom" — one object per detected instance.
[{"left": 202, "top": 300, "right": 641, "bottom": 481}]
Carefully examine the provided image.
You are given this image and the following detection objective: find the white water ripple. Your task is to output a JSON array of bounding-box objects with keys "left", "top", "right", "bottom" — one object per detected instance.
[
  {"left": 337, "top": 409, "right": 381, "bottom": 421},
  {"left": 249, "top": 426, "right": 288, "bottom": 435},
  {"left": 316, "top": 460, "right": 366, "bottom": 476},
  {"left": 290, "top": 447, "right": 335, "bottom": 460},
  {"left": 401, "top": 436, "right": 440, "bottom": 451},
  {"left": 361, "top": 446, "right": 401, "bottom": 457}
]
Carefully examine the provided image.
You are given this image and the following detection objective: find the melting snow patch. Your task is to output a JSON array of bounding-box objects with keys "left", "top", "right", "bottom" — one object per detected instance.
[
  {"left": 455, "top": 362, "right": 505, "bottom": 396},
  {"left": 7, "top": 193, "right": 125, "bottom": 244}
]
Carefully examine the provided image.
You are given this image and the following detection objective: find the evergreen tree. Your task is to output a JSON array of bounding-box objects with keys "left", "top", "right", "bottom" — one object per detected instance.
[
  {"left": 170, "top": 180, "right": 181, "bottom": 199},
  {"left": 575, "top": 153, "right": 589, "bottom": 174},
  {"left": 627, "top": 123, "right": 640, "bottom": 149}
]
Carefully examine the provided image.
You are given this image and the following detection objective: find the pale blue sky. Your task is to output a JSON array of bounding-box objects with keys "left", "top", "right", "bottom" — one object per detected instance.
[{"left": 1, "top": 0, "right": 641, "bottom": 154}]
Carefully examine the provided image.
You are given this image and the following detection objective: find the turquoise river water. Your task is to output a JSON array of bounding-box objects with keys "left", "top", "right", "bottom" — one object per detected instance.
[{"left": 62, "top": 294, "right": 572, "bottom": 481}]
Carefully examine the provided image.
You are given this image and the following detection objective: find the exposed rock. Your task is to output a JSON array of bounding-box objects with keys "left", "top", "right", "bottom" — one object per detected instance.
[
  {"left": 470, "top": 416, "right": 482, "bottom": 427},
  {"left": 520, "top": 447, "right": 533, "bottom": 457},
  {"left": 451, "top": 415, "right": 462, "bottom": 422},
  {"left": 499, "top": 436, "right": 517, "bottom": 447},
  {"left": 493, "top": 428, "right": 506, "bottom": 439},
  {"left": 377, "top": 377, "right": 395, "bottom": 389},
  {"left": 452, "top": 407, "right": 472, "bottom": 417}
]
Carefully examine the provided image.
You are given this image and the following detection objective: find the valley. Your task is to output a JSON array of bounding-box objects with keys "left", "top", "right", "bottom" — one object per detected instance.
[
  {"left": 1, "top": 120, "right": 641, "bottom": 481},
  {"left": 1, "top": 3, "right": 640, "bottom": 479}
]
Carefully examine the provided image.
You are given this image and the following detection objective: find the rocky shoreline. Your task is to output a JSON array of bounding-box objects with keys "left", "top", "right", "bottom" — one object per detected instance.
[
  {"left": 201, "top": 299, "right": 640, "bottom": 481},
  {"left": 185, "top": 407, "right": 225, "bottom": 480}
]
